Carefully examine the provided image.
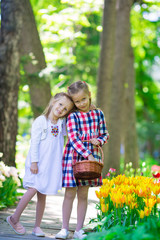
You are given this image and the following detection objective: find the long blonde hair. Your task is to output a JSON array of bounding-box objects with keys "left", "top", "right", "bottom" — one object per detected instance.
[{"left": 43, "top": 92, "right": 74, "bottom": 118}]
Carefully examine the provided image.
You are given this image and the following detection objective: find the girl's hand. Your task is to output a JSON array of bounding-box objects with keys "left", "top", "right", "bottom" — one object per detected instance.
[
  {"left": 88, "top": 154, "right": 96, "bottom": 161},
  {"left": 30, "top": 162, "right": 38, "bottom": 174},
  {"left": 90, "top": 138, "right": 100, "bottom": 146}
]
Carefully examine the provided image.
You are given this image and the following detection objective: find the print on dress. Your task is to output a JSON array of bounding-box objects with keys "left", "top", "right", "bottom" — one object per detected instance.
[{"left": 51, "top": 126, "right": 59, "bottom": 137}]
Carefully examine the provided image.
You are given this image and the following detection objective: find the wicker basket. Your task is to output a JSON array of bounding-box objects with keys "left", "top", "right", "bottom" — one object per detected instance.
[{"left": 72, "top": 141, "right": 104, "bottom": 180}]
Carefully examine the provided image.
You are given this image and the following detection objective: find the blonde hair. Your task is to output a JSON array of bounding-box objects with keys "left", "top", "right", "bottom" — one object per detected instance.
[
  {"left": 67, "top": 80, "right": 92, "bottom": 106},
  {"left": 43, "top": 92, "right": 74, "bottom": 118}
]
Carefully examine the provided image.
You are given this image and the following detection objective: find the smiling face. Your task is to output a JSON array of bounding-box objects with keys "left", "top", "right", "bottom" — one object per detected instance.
[
  {"left": 71, "top": 90, "right": 91, "bottom": 112},
  {"left": 51, "top": 96, "right": 74, "bottom": 120}
]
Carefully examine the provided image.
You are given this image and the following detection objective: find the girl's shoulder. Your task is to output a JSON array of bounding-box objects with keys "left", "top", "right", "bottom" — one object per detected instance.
[
  {"left": 67, "top": 111, "right": 78, "bottom": 118},
  {"left": 91, "top": 109, "right": 106, "bottom": 120},
  {"left": 34, "top": 115, "right": 46, "bottom": 122},
  {"left": 32, "top": 115, "right": 47, "bottom": 126},
  {"left": 67, "top": 111, "right": 84, "bottom": 122},
  {"left": 91, "top": 108, "right": 104, "bottom": 114}
]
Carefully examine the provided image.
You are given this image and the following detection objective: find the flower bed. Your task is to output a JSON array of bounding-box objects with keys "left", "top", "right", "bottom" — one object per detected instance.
[
  {"left": 0, "top": 161, "right": 21, "bottom": 209},
  {"left": 95, "top": 174, "right": 160, "bottom": 228},
  {"left": 83, "top": 171, "right": 160, "bottom": 240}
]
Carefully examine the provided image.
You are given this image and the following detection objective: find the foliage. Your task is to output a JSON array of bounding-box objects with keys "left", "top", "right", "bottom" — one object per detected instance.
[
  {"left": 30, "top": 0, "right": 103, "bottom": 88},
  {"left": 16, "top": 0, "right": 160, "bottom": 167},
  {"left": 84, "top": 216, "right": 160, "bottom": 240},
  {"left": 120, "top": 156, "right": 159, "bottom": 178},
  {"left": 131, "top": 3, "right": 160, "bottom": 157},
  {"left": 123, "top": 160, "right": 154, "bottom": 178},
  {"left": 18, "top": 0, "right": 103, "bottom": 136},
  {"left": 18, "top": 85, "right": 33, "bottom": 136},
  {"left": 0, "top": 161, "right": 21, "bottom": 209},
  {"left": 24, "top": 0, "right": 160, "bottom": 160}
]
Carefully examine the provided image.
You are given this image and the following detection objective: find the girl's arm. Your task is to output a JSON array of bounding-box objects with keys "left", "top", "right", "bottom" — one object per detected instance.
[
  {"left": 67, "top": 113, "right": 92, "bottom": 158},
  {"left": 96, "top": 111, "right": 109, "bottom": 146}
]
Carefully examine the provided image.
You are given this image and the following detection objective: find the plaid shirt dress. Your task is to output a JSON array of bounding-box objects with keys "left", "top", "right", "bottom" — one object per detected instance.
[{"left": 62, "top": 109, "right": 109, "bottom": 187}]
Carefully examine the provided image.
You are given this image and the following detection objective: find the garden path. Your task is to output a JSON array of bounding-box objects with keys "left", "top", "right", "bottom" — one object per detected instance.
[{"left": 0, "top": 187, "right": 98, "bottom": 240}]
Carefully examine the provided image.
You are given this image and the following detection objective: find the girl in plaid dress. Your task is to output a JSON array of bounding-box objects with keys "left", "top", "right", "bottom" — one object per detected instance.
[{"left": 56, "top": 81, "right": 109, "bottom": 239}]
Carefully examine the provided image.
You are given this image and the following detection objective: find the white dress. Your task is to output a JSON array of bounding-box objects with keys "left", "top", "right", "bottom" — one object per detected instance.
[{"left": 23, "top": 117, "right": 66, "bottom": 195}]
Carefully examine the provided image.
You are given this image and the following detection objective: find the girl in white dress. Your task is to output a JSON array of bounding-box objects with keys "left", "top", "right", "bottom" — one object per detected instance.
[{"left": 6, "top": 92, "right": 74, "bottom": 237}]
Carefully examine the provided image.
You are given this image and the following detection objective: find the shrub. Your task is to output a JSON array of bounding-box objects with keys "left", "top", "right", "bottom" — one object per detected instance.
[{"left": 0, "top": 161, "right": 21, "bottom": 209}]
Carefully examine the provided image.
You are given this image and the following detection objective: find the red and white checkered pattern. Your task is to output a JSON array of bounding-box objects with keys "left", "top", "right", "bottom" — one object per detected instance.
[{"left": 62, "top": 109, "right": 109, "bottom": 187}]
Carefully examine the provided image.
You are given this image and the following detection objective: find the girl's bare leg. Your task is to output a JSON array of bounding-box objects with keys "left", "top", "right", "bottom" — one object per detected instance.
[
  {"left": 62, "top": 187, "right": 77, "bottom": 230},
  {"left": 11, "top": 188, "right": 37, "bottom": 224},
  {"left": 76, "top": 186, "right": 89, "bottom": 231},
  {"left": 34, "top": 192, "right": 46, "bottom": 228}
]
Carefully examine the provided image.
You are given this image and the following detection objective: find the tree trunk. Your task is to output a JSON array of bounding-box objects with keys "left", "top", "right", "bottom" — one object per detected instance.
[
  {"left": 97, "top": 0, "right": 116, "bottom": 121},
  {"left": 124, "top": 45, "right": 139, "bottom": 169},
  {"left": 0, "top": 0, "right": 23, "bottom": 166},
  {"left": 20, "top": 0, "right": 51, "bottom": 118},
  {"left": 107, "top": 0, "right": 133, "bottom": 173},
  {"left": 96, "top": 0, "right": 116, "bottom": 176},
  {"left": 28, "top": 75, "right": 51, "bottom": 117}
]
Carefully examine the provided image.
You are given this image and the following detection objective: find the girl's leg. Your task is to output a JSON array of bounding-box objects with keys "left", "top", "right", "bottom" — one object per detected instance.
[
  {"left": 11, "top": 188, "right": 37, "bottom": 224},
  {"left": 62, "top": 187, "right": 77, "bottom": 230},
  {"left": 76, "top": 186, "right": 89, "bottom": 231},
  {"left": 34, "top": 192, "right": 46, "bottom": 228}
]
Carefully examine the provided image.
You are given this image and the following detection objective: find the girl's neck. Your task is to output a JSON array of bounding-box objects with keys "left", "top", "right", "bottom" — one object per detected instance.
[
  {"left": 79, "top": 109, "right": 89, "bottom": 113},
  {"left": 48, "top": 113, "right": 58, "bottom": 124},
  {"left": 50, "top": 119, "right": 58, "bottom": 124}
]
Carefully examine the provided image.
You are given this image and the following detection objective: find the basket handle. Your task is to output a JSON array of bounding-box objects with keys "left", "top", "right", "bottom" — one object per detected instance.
[{"left": 72, "top": 140, "right": 104, "bottom": 164}]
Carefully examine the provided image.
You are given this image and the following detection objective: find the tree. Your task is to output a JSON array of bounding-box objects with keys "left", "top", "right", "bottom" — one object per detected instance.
[
  {"left": 0, "top": 0, "right": 50, "bottom": 166},
  {"left": 20, "top": 0, "right": 51, "bottom": 118},
  {"left": 96, "top": 0, "right": 116, "bottom": 175},
  {"left": 123, "top": 42, "right": 139, "bottom": 169},
  {"left": 97, "top": 0, "right": 136, "bottom": 174},
  {"left": 0, "top": 0, "right": 23, "bottom": 166}
]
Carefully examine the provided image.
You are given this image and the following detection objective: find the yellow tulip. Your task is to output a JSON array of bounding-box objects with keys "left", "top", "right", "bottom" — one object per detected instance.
[
  {"left": 139, "top": 210, "right": 145, "bottom": 219},
  {"left": 95, "top": 190, "right": 102, "bottom": 199},
  {"left": 152, "top": 184, "right": 160, "bottom": 195},
  {"left": 101, "top": 203, "right": 109, "bottom": 213},
  {"left": 143, "top": 198, "right": 156, "bottom": 208},
  {"left": 101, "top": 187, "right": 110, "bottom": 198},
  {"left": 144, "top": 207, "right": 151, "bottom": 217}
]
